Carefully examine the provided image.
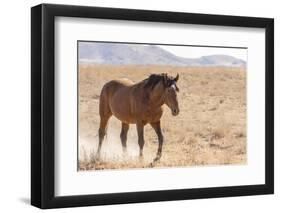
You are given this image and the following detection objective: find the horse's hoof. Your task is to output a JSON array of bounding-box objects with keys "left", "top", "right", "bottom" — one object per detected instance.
[
  {"left": 149, "top": 162, "right": 154, "bottom": 167},
  {"left": 153, "top": 155, "right": 161, "bottom": 162},
  {"left": 149, "top": 156, "right": 161, "bottom": 167}
]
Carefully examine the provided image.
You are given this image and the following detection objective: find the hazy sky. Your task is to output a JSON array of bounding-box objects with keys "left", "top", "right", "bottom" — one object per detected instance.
[{"left": 158, "top": 45, "right": 247, "bottom": 61}]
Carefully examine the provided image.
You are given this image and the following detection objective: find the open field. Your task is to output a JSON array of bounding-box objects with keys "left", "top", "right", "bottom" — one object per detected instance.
[{"left": 78, "top": 64, "right": 246, "bottom": 170}]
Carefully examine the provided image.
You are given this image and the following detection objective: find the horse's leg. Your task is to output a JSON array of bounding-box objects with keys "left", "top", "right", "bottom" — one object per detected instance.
[
  {"left": 150, "top": 121, "right": 164, "bottom": 162},
  {"left": 120, "top": 122, "right": 129, "bottom": 155},
  {"left": 136, "top": 122, "right": 145, "bottom": 159}
]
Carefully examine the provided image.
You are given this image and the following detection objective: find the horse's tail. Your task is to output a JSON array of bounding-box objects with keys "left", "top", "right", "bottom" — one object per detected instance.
[
  {"left": 97, "top": 83, "right": 113, "bottom": 154},
  {"left": 98, "top": 82, "right": 114, "bottom": 136},
  {"left": 99, "top": 84, "right": 111, "bottom": 116}
]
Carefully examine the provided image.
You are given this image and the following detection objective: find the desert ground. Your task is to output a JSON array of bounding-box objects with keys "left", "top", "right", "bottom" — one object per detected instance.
[{"left": 78, "top": 64, "right": 246, "bottom": 170}]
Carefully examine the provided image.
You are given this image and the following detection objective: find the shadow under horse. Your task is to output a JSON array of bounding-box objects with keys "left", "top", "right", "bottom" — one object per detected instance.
[{"left": 97, "top": 73, "right": 180, "bottom": 162}]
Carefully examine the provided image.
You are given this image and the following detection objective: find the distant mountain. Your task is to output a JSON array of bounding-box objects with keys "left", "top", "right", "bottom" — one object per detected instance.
[
  {"left": 197, "top": 55, "right": 246, "bottom": 66},
  {"left": 79, "top": 42, "right": 246, "bottom": 67}
]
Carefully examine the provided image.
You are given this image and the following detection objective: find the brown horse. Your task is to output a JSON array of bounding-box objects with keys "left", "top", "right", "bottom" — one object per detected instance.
[{"left": 97, "top": 73, "right": 180, "bottom": 161}]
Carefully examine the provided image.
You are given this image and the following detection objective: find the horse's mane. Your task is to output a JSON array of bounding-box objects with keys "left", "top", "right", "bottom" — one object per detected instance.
[{"left": 144, "top": 73, "right": 174, "bottom": 90}]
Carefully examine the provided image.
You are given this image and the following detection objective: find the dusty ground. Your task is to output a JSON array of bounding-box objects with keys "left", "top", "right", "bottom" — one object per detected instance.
[{"left": 78, "top": 64, "right": 247, "bottom": 170}]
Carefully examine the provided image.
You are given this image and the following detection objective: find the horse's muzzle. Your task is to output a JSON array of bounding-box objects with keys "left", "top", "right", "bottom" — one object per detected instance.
[{"left": 172, "top": 108, "right": 179, "bottom": 116}]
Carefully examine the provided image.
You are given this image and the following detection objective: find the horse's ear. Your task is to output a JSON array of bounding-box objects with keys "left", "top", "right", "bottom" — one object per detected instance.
[{"left": 174, "top": 73, "right": 179, "bottom": 82}]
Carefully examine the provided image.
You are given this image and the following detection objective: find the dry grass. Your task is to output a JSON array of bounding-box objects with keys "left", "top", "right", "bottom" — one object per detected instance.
[{"left": 78, "top": 64, "right": 247, "bottom": 171}]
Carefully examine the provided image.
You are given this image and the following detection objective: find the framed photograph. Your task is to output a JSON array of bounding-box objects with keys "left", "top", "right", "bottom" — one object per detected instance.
[{"left": 31, "top": 3, "right": 274, "bottom": 209}]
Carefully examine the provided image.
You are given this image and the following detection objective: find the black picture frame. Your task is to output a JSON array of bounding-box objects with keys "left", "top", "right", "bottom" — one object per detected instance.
[{"left": 31, "top": 3, "right": 274, "bottom": 209}]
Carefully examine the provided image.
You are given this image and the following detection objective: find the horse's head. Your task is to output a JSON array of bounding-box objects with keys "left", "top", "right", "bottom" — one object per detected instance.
[
  {"left": 163, "top": 74, "right": 180, "bottom": 116},
  {"left": 145, "top": 73, "right": 180, "bottom": 116}
]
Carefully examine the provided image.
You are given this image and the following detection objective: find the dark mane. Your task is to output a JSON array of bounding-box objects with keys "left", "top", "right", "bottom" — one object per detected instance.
[{"left": 144, "top": 73, "right": 174, "bottom": 90}]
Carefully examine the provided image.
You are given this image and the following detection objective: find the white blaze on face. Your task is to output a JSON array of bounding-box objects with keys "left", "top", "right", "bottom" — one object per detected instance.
[{"left": 171, "top": 84, "right": 176, "bottom": 90}]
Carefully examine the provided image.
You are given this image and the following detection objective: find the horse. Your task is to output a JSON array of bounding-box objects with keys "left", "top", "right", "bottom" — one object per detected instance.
[{"left": 97, "top": 73, "right": 180, "bottom": 162}]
